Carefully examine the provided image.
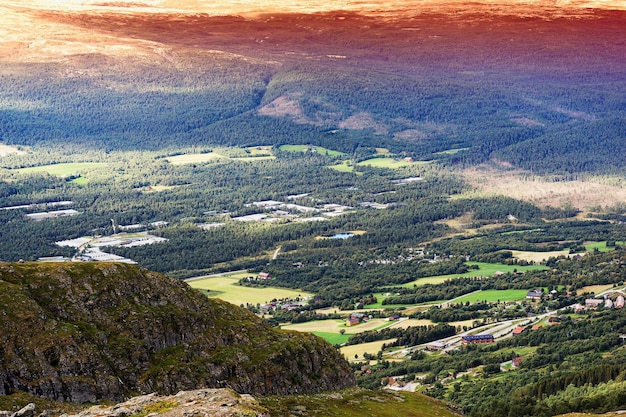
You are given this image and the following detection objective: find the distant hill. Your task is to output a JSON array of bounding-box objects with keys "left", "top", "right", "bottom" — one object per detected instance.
[
  {"left": 0, "top": 5, "right": 624, "bottom": 173},
  {"left": 0, "top": 262, "right": 354, "bottom": 403}
]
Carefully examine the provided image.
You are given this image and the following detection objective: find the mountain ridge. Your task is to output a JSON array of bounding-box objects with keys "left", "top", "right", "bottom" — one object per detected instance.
[{"left": 0, "top": 262, "right": 354, "bottom": 403}]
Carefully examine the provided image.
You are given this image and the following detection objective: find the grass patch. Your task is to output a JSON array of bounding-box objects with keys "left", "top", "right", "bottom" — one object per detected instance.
[
  {"left": 357, "top": 157, "right": 416, "bottom": 169},
  {"left": 340, "top": 339, "right": 397, "bottom": 360},
  {"left": 312, "top": 331, "right": 351, "bottom": 345},
  {"left": 13, "top": 162, "right": 106, "bottom": 177},
  {"left": 260, "top": 388, "right": 461, "bottom": 417},
  {"left": 401, "top": 262, "right": 548, "bottom": 288},
  {"left": 187, "top": 272, "right": 311, "bottom": 306},
  {"left": 278, "top": 144, "right": 345, "bottom": 157},
  {"left": 451, "top": 289, "right": 530, "bottom": 303},
  {"left": 282, "top": 318, "right": 391, "bottom": 335},
  {"left": 69, "top": 176, "right": 89, "bottom": 185},
  {"left": 584, "top": 241, "right": 625, "bottom": 252},
  {"left": 129, "top": 400, "right": 179, "bottom": 417},
  {"left": 327, "top": 160, "right": 362, "bottom": 175}
]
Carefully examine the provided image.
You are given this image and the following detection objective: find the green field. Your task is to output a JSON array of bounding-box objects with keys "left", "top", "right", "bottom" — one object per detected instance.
[
  {"left": 451, "top": 289, "right": 530, "bottom": 303},
  {"left": 69, "top": 176, "right": 89, "bottom": 185},
  {"left": 278, "top": 144, "right": 345, "bottom": 157},
  {"left": 584, "top": 241, "right": 625, "bottom": 252},
  {"left": 357, "top": 157, "right": 416, "bottom": 169},
  {"left": 187, "top": 272, "right": 311, "bottom": 306},
  {"left": 327, "top": 160, "right": 363, "bottom": 175},
  {"left": 14, "top": 162, "right": 106, "bottom": 177},
  {"left": 401, "top": 262, "right": 549, "bottom": 288},
  {"left": 311, "top": 331, "right": 351, "bottom": 345}
]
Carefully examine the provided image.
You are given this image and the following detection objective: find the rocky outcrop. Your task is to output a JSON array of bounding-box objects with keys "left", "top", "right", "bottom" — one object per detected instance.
[
  {"left": 0, "top": 262, "right": 355, "bottom": 403},
  {"left": 1, "top": 390, "right": 268, "bottom": 417}
]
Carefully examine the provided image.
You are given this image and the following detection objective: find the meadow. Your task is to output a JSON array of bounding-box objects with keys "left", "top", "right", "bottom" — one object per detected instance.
[
  {"left": 584, "top": 241, "right": 625, "bottom": 252},
  {"left": 12, "top": 162, "right": 106, "bottom": 177},
  {"left": 357, "top": 157, "right": 417, "bottom": 169},
  {"left": 187, "top": 272, "right": 311, "bottom": 306},
  {"left": 450, "top": 289, "right": 530, "bottom": 303},
  {"left": 340, "top": 339, "right": 397, "bottom": 361}
]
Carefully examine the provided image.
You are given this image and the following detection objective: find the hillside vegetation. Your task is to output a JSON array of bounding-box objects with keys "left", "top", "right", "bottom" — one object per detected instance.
[{"left": 0, "top": 262, "right": 354, "bottom": 403}]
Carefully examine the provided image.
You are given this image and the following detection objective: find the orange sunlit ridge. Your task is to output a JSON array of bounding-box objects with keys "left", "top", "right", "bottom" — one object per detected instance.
[{"left": 2, "top": 0, "right": 626, "bottom": 15}]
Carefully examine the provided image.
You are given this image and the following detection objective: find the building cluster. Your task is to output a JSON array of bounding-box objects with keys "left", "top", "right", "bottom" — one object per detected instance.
[{"left": 572, "top": 293, "right": 625, "bottom": 312}]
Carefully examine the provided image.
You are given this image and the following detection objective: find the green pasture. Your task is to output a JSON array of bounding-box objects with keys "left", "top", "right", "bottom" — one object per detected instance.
[
  {"left": 13, "top": 162, "right": 106, "bottom": 177},
  {"left": 70, "top": 176, "right": 89, "bottom": 185},
  {"left": 187, "top": 272, "right": 311, "bottom": 306},
  {"left": 278, "top": 144, "right": 345, "bottom": 157},
  {"left": 584, "top": 241, "right": 625, "bottom": 252},
  {"left": 451, "top": 289, "right": 530, "bottom": 303},
  {"left": 327, "top": 160, "right": 363, "bottom": 175},
  {"left": 401, "top": 262, "right": 548, "bottom": 288},
  {"left": 311, "top": 331, "right": 351, "bottom": 345}
]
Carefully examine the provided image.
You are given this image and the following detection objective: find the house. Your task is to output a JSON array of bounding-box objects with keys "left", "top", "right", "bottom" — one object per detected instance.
[
  {"left": 258, "top": 272, "right": 271, "bottom": 280},
  {"left": 512, "top": 326, "right": 526, "bottom": 336},
  {"left": 605, "top": 298, "right": 614, "bottom": 309},
  {"left": 427, "top": 341, "right": 449, "bottom": 351},
  {"left": 388, "top": 314, "right": 401, "bottom": 321},
  {"left": 616, "top": 295, "right": 625, "bottom": 309},
  {"left": 526, "top": 289, "right": 543, "bottom": 300},
  {"left": 461, "top": 334, "right": 494, "bottom": 345},
  {"left": 346, "top": 318, "right": 360, "bottom": 326},
  {"left": 512, "top": 357, "right": 523, "bottom": 368},
  {"left": 531, "top": 324, "right": 543, "bottom": 331},
  {"left": 585, "top": 298, "right": 604, "bottom": 308},
  {"left": 548, "top": 316, "right": 562, "bottom": 324}
]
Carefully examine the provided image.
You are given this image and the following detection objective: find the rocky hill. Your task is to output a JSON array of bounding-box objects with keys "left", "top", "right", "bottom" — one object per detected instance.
[{"left": 0, "top": 262, "right": 355, "bottom": 403}]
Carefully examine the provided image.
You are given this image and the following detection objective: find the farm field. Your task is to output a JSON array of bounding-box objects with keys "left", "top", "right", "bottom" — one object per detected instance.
[
  {"left": 357, "top": 157, "right": 417, "bottom": 169},
  {"left": 282, "top": 318, "right": 392, "bottom": 335},
  {"left": 401, "top": 262, "right": 549, "bottom": 288},
  {"left": 12, "top": 162, "right": 106, "bottom": 176},
  {"left": 576, "top": 284, "right": 615, "bottom": 295},
  {"left": 451, "top": 289, "right": 530, "bottom": 304},
  {"left": 340, "top": 339, "right": 397, "bottom": 361},
  {"left": 278, "top": 144, "right": 345, "bottom": 157},
  {"left": 310, "top": 331, "right": 351, "bottom": 345},
  {"left": 187, "top": 272, "right": 311, "bottom": 305},
  {"left": 510, "top": 249, "right": 570, "bottom": 262},
  {"left": 388, "top": 318, "right": 434, "bottom": 329}
]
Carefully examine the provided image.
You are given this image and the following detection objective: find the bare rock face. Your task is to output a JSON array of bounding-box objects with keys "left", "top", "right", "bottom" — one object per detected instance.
[{"left": 0, "top": 262, "right": 355, "bottom": 403}]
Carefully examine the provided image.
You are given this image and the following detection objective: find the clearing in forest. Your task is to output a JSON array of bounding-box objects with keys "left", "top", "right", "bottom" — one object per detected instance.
[
  {"left": 13, "top": 162, "right": 106, "bottom": 176},
  {"left": 188, "top": 272, "right": 311, "bottom": 305}
]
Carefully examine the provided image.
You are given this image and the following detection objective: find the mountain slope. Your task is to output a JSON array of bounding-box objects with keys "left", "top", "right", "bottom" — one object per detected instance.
[{"left": 0, "top": 262, "right": 355, "bottom": 403}]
